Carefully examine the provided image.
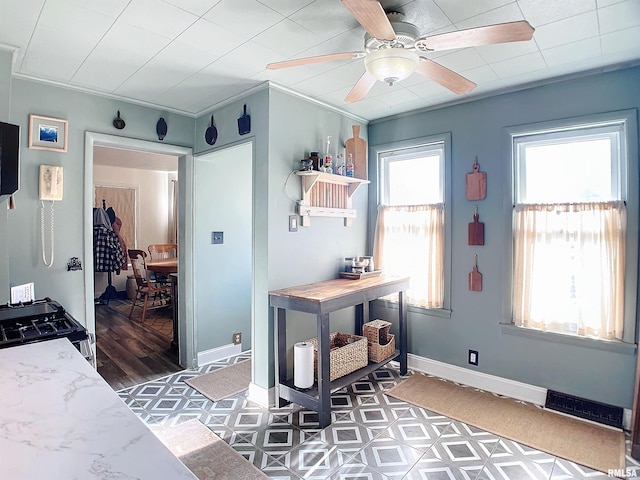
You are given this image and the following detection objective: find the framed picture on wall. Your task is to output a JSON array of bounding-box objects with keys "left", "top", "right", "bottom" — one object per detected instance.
[{"left": 28, "top": 114, "right": 68, "bottom": 152}]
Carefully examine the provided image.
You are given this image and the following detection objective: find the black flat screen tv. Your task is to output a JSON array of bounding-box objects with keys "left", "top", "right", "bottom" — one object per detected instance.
[{"left": 0, "top": 121, "right": 20, "bottom": 203}]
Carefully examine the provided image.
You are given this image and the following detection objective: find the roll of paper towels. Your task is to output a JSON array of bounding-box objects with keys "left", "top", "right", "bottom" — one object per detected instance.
[{"left": 294, "top": 341, "right": 314, "bottom": 389}]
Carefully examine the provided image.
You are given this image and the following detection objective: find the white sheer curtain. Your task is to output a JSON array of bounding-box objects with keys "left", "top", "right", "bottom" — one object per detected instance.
[
  {"left": 373, "top": 204, "right": 444, "bottom": 308},
  {"left": 513, "top": 201, "right": 626, "bottom": 340}
]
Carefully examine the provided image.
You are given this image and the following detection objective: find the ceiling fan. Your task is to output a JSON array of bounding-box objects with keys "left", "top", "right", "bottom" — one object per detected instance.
[{"left": 266, "top": 0, "right": 535, "bottom": 102}]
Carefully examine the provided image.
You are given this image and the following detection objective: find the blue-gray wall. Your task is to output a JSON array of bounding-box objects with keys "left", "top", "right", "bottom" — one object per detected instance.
[
  {"left": 368, "top": 66, "right": 640, "bottom": 408},
  {"left": 3, "top": 74, "right": 193, "bottom": 324},
  {"left": 266, "top": 88, "right": 369, "bottom": 388}
]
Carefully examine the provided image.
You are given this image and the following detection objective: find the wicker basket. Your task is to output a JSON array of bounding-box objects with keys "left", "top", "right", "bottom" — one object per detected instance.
[
  {"left": 306, "top": 332, "right": 368, "bottom": 382},
  {"left": 368, "top": 333, "right": 395, "bottom": 362},
  {"left": 363, "top": 320, "right": 392, "bottom": 345}
]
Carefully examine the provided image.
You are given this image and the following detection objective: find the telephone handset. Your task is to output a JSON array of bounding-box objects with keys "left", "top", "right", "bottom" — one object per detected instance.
[{"left": 39, "top": 165, "right": 63, "bottom": 268}]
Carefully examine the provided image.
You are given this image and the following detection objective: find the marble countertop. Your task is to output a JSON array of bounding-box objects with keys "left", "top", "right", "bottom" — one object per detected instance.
[{"left": 0, "top": 338, "right": 196, "bottom": 479}]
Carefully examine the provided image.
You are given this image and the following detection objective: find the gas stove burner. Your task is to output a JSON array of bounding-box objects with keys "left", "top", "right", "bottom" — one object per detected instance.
[{"left": 0, "top": 298, "right": 89, "bottom": 351}]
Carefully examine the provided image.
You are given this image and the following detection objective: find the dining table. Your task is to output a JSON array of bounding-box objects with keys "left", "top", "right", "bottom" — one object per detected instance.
[{"left": 146, "top": 258, "right": 178, "bottom": 275}]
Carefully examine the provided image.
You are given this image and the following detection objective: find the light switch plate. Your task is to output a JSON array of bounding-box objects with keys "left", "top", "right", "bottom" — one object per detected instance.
[
  {"left": 212, "top": 231, "right": 223, "bottom": 244},
  {"left": 289, "top": 215, "right": 298, "bottom": 232}
]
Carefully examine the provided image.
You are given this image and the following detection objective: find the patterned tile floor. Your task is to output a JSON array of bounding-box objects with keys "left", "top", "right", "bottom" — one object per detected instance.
[{"left": 118, "top": 353, "right": 640, "bottom": 479}]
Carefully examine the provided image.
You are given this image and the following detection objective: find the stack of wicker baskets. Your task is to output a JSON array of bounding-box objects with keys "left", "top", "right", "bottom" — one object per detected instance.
[
  {"left": 363, "top": 320, "right": 395, "bottom": 362},
  {"left": 306, "top": 332, "right": 368, "bottom": 382}
]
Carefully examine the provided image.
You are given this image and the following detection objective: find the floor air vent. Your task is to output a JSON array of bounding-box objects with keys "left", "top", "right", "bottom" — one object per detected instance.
[{"left": 545, "top": 390, "right": 623, "bottom": 428}]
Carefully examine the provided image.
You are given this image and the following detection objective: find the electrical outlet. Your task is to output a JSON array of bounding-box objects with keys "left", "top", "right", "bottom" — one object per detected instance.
[
  {"left": 233, "top": 332, "right": 242, "bottom": 345},
  {"left": 468, "top": 349, "right": 478, "bottom": 366}
]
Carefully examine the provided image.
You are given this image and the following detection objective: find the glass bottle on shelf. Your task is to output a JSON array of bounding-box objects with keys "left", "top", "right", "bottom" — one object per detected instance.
[{"left": 346, "top": 153, "right": 354, "bottom": 177}]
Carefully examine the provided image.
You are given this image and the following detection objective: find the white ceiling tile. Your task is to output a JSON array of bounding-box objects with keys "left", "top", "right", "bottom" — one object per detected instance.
[
  {"left": 22, "top": 4, "right": 113, "bottom": 81},
  {"left": 454, "top": 2, "right": 524, "bottom": 29},
  {"left": 115, "top": 42, "right": 220, "bottom": 98},
  {"left": 0, "top": 0, "right": 44, "bottom": 57},
  {"left": 533, "top": 11, "right": 599, "bottom": 50},
  {"left": 252, "top": 18, "right": 325, "bottom": 58},
  {"left": 490, "top": 51, "right": 547, "bottom": 78},
  {"left": 203, "top": 0, "right": 285, "bottom": 39},
  {"left": 163, "top": 0, "right": 222, "bottom": 16},
  {"left": 598, "top": 0, "right": 640, "bottom": 34},
  {"left": 596, "top": 0, "right": 626, "bottom": 6},
  {"left": 205, "top": 41, "right": 279, "bottom": 79},
  {"left": 397, "top": 0, "right": 454, "bottom": 36},
  {"left": 292, "top": 60, "right": 364, "bottom": 97},
  {"left": 119, "top": 0, "right": 199, "bottom": 39},
  {"left": 176, "top": 19, "right": 247, "bottom": 57},
  {"left": 500, "top": 68, "right": 556, "bottom": 87},
  {"left": 81, "top": 0, "right": 130, "bottom": 19},
  {"left": 475, "top": 40, "right": 539, "bottom": 64},
  {"left": 253, "top": 61, "right": 318, "bottom": 86},
  {"left": 460, "top": 64, "right": 501, "bottom": 83},
  {"left": 72, "top": 22, "right": 171, "bottom": 90},
  {"left": 406, "top": 80, "right": 446, "bottom": 97},
  {"left": 601, "top": 26, "right": 640, "bottom": 54},
  {"left": 257, "top": 0, "right": 315, "bottom": 17},
  {"left": 289, "top": 1, "right": 356, "bottom": 41},
  {"left": 432, "top": 0, "right": 515, "bottom": 23},
  {"left": 541, "top": 37, "right": 601, "bottom": 67},
  {"left": 286, "top": 28, "right": 365, "bottom": 75},
  {"left": 190, "top": 78, "right": 260, "bottom": 112},
  {"left": 430, "top": 48, "right": 487, "bottom": 72},
  {"left": 517, "top": 0, "right": 596, "bottom": 27}
]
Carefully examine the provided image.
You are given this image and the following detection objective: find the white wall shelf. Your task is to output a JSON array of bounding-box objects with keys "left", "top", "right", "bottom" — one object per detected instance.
[{"left": 295, "top": 171, "right": 369, "bottom": 227}]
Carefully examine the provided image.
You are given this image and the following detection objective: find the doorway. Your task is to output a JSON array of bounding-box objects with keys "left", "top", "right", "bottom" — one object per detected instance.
[{"left": 83, "top": 132, "right": 196, "bottom": 372}]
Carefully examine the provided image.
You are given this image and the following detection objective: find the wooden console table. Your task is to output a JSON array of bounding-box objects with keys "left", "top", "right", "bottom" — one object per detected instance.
[{"left": 269, "top": 274, "right": 410, "bottom": 428}]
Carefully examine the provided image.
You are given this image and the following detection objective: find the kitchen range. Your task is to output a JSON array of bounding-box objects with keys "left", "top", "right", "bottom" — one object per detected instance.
[{"left": 0, "top": 297, "right": 93, "bottom": 364}]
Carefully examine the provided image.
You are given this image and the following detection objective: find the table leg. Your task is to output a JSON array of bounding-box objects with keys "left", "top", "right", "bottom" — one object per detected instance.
[
  {"left": 354, "top": 301, "right": 370, "bottom": 335},
  {"left": 275, "top": 308, "right": 289, "bottom": 407},
  {"left": 399, "top": 289, "right": 408, "bottom": 375},
  {"left": 317, "top": 312, "right": 331, "bottom": 428}
]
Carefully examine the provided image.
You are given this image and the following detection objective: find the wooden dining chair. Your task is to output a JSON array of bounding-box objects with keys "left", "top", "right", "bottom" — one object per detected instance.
[
  {"left": 128, "top": 249, "right": 172, "bottom": 324},
  {"left": 148, "top": 243, "right": 177, "bottom": 260},
  {"left": 147, "top": 243, "right": 177, "bottom": 285}
]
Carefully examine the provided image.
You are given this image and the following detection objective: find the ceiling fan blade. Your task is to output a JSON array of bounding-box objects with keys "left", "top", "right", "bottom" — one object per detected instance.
[
  {"left": 416, "top": 58, "right": 476, "bottom": 94},
  {"left": 342, "top": 0, "right": 396, "bottom": 41},
  {"left": 345, "top": 71, "right": 377, "bottom": 103},
  {"left": 267, "top": 52, "right": 365, "bottom": 70},
  {"left": 416, "top": 21, "right": 535, "bottom": 52}
]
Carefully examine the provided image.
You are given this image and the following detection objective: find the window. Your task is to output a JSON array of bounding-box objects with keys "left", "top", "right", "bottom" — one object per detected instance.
[
  {"left": 373, "top": 140, "right": 448, "bottom": 310},
  {"left": 511, "top": 119, "right": 629, "bottom": 341}
]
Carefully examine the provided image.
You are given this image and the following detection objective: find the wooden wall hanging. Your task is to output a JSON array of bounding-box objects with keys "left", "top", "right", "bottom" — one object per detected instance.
[
  {"left": 466, "top": 156, "right": 487, "bottom": 200},
  {"left": 469, "top": 255, "right": 483, "bottom": 291},
  {"left": 468, "top": 205, "right": 485, "bottom": 246}
]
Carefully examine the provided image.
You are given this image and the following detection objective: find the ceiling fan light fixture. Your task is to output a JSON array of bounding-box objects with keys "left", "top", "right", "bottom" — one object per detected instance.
[{"left": 365, "top": 48, "right": 418, "bottom": 86}]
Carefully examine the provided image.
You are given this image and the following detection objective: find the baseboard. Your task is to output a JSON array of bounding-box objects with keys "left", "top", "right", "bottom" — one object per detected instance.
[
  {"left": 197, "top": 343, "right": 242, "bottom": 366},
  {"left": 407, "top": 353, "right": 632, "bottom": 430},
  {"left": 408, "top": 353, "right": 548, "bottom": 406},
  {"left": 247, "top": 382, "right": 273, "bottom": 408}
]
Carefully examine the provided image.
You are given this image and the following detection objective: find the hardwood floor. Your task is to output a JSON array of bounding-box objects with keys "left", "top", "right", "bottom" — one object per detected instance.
[{"left": 95, "top": 300, "right": 182, "bottom": 391}]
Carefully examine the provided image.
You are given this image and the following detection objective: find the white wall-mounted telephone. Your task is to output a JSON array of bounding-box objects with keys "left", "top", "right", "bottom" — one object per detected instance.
[{"left": 39, "top": 165, "right": 63, "bottom": 267}]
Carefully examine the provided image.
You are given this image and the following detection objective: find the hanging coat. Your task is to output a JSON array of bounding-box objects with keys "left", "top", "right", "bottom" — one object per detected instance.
[{"left": 94, "top": 225, "right": 126, "bottom": 273}]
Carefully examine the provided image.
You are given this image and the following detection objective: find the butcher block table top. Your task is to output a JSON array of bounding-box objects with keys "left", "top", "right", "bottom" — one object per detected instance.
[{"left": 269, "top": 274, "right": 410, "bottom": 314}]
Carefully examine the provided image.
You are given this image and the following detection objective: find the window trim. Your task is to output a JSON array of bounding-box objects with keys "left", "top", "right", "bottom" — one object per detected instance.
[
  {"left": 513, "top": 121, "right": 626, "bottom": 204},
  {"left": 502, "top": 110, "right": 638, "bottom": 345},
  {"left": 380, "top": 142, "right": 445, "bottom": 205},
  {"left": 369, "top": 133, "right": 452, "bottom": 317}
]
